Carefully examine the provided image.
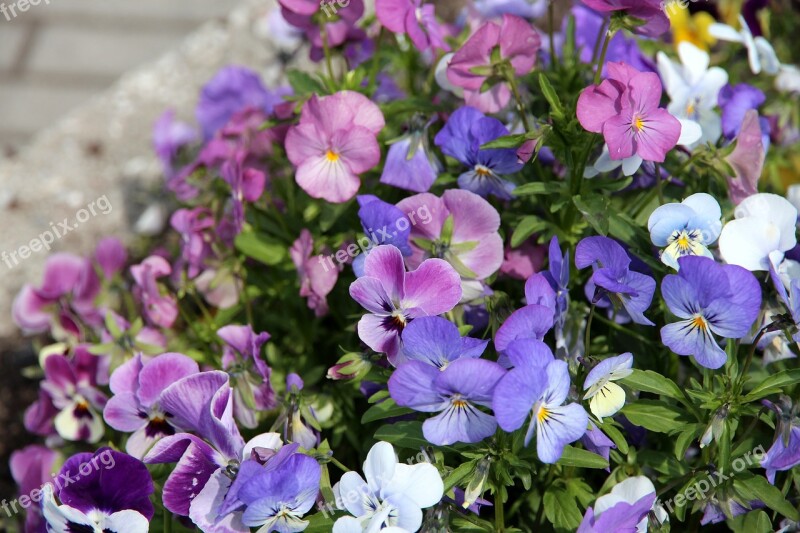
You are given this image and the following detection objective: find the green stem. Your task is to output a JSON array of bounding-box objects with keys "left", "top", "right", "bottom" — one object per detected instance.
[
  {"left": 736, "top": 328, "right": 767, "bottom": 394},
  {"left": 584, "top": 304, "right": 596, "bottom": 355},
  {"left": 367, "top": 28, "right": 385, "bottom": 94},
  {"left": 164, "top": 510, "right": 172, "bottom": 533},
  {"left": 507, "top": 75, "right": 532, "bottom": 132},
  {"left": 548, "top": 0, "right": 556, "bottom": 68},
  {"left": 328, "top": 456, "right": 351, "bottom": 473},
  {"left": 593, "top": 29, "right": 615, "bottom": 85},
  {"left": 495, "top": 496, "right": 505, "bottom": 532},
  {"left": 320, "top": 22, "right": 335, "bottom": 81},
  {"left": 654, "top": 163, "right": 665, "bottom": 205}
]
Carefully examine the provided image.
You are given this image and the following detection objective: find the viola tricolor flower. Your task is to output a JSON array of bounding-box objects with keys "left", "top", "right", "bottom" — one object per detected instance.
[
  {"left": 576, "top": 236, "right": 656, "bottom": 326},
  {"left": 375, "top": 0, "right": 450, "bottom": 52},
  {"left": 719, "top": 193, "right": 798, "bottom": 271},
  {"left": 492, "top": 342, "right": 589, "bottom": 463},
  {"left": 42, "top": 449, "right": 154, "bottom": 532},
  {"left": 648, "top": 193, "right": 723, "bottom": 270},
  {"left": 434, "top": 106, "right": 522, "bottom": 199},
  {"left": 661, "top": 256, "right": 761, "bottom": 369},
  {"left": 446, "top": 14, "right": 540, "bottom": 113},
  {"left": 353, "top": 195, "right": 413, "bottom": 277},
  {"left": 397, "top": 189, "right": 504, "bottom": 283},
  {"left": 582, "top": 353, "right": 633, "bottom": 420},
  {"left": 400, "top": 315, "right": 488, "bottom": 369},
  {"left": 761, "top": 397, "right": 800, "bottom": 484},
  {"left": 578, "top": 62, "right": 682, "bottom": 167},
  {"left": 390, "top": 357, "right": 506, "bottom": 445},
  {"left": 578, "top": 476, "right": 662, "bottom": 532},
  {"left": 718, "top": 82, "right": 766, "bottom": 140},
  {"left": 10, "top": 445, "right": 59, "bottom": 533},
  {"left": 333, "top": 441, "right": 443, "bottom": 531},
  {"left": 285, "top": 90, "right": 385, "bottom": 203}
]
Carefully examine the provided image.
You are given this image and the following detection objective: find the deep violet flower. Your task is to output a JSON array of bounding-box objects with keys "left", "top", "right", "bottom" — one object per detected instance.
[
  {"left": 218, "top": 324, "right": 276, "bottom": 429},
  {"left": 153, "top": 109, "right": 197, "bottom": 176},
  {"left": 390, "top": 357, "right": 506, "bottom": 445},
  {"left": 718, "top": 83, "right": 766, "bottom": 140},
  {"left": 349, "top": 245, "right": 462, "bottom": 364},
  {"left": 376, "top": 0, "right": 450, "bottom": 52},
  {"left": 285, "top": 90, "right": 385, "bottom": 203},
  {"left": 434, "top": 107, "right": 522, "bottom": 199},
  {"left": 446, "top": 14, "right": 540, "bottom": 113},
  {"left": 290, "top": 229, "right": 339, "bottom": 317},
  {"left": 577, "top": 62, "right": 681, "bottom": 164},
  {"left": 103, "top": 352, "right": 200, "bottom": 458},
  {"left": 492, "top": 341, "right": 588, "bottom": 463},
  {"left": 761, "top": 397, "right": 800, "bottom": 484},
  {"left": 42, "top": 448, "right": 154, "bottom": 532},
  {"left": 10, "top": 445, "right": 59, "bottom": 533},
  {"left": 397, "top": 189, "right": 504, "bottom": 283},
  {"left": 575, "top": 236, "right": 656, "bottom": 326},
  {"left": 131, "top": 255, "right": 178, "bottom": 329},
  {"left": 661, "top": 256, "right": 761, "bottom": 369}
]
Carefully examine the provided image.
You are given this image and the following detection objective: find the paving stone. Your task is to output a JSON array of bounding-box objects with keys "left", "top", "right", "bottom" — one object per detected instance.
[
  {"left": 0, "top": 81, "right": 97, "bottom": 135},
  {"left": 28, "top": 0, "right": 236, "bottom": 26},
  {"left": 0, "top": 23, "right": 29, "bottom": 71}
]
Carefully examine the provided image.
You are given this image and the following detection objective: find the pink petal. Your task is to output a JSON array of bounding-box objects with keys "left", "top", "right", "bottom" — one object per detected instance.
[
  {"left": 295, "top": 154, "right": 361, "bottom": 203},
  {"left": 577, "top": 80, "right": 624, "bottom": 133},
  {"left": 285, "top": 122, "right": 327, "bottom": 166},
  {"left": 635, "top": 109, "right": 681, "bottom": 162},
  {"left": 726, "top": 109, "right": 764, "bottom": 205},
  {"left": 363, "top": 245, "right": 407, "bottom": 303},
  {"left": 463, "top": 85, "right": 511, "bottom": 114},
  {"left": 603, "top": 115, "right": 636, "bottom": 160},
  {"left": 402, "top": 258, "right": 462, "bottom": 314},
  {"left": 332, "top": 126, "right": 381, "bottom": 174},
  {"left": 499, "top": 14, "right": 540, "bottom": 76},
  {"left": 447, "top": 21, "right": 500, "bottom": 91},
  {"left": 375, "top": 0, "right": 411, "bottom": 33},
  {"left": 443, "top": 190, "right": 501, "bottom": 242}
]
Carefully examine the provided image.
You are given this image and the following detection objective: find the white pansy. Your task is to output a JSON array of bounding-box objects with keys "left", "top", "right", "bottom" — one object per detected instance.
[
  {"left": 594, "top": 476, "right": 668, "bottom": 533},
  {"left": 709, "top": 15, "right": 780, "bottom": 75}
]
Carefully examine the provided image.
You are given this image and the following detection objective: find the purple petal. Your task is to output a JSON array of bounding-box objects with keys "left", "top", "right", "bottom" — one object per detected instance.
[
  {"left": 402, "top": 258, "right": 462, "bottom": 315},
  {"left": 389, "top": 361, "right": 445, "bottom": 412},
  {"left": 495, "top": 304, "right": 554, "bottom": 352}
]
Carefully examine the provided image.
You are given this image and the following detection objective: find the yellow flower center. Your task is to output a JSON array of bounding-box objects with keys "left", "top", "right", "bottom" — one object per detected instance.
[
  {"left": 537, "top": 406, "right": 549, "bottom": 423},
  {"left": 475, "top": 165, "right": 492, "bottom": 177},
  {"left": 633, "top": 116, "right": 645, "bottom": 132},
  {"left": 325, "top": 150, "right": 340, "bottom": 162},
  {"left": 452, "top": 399, "right": 468, "bottom": 408},
  {"left": 691, "top": 315, "right": 708, "bottom": 331}
]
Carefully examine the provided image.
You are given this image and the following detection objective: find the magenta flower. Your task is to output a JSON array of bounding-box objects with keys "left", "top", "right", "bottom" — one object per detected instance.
[
  {"left": 220, "top": 154, "right": 267, "bottom": 233},
  {"left": 349, "top": 245, "right": 462, "bottom": 364},
  {"left": 396, "top": 189, "right": 504, "bottom": 282},
  {"left": 10, "top": 445, "right": 59, "bottom": 533},
  {"left": 376, "top": 0, "right": 450, "bottom": 52},
  {"left": 279, "top": 0, "right": 366, "bottom": 60},
  {"left": 171, "top": 207, "right": 215, "bottom": 279},
  {"left": 94, "top": 237, "right": 128, "bottom": 280},
  {"left": 131, "top": 255, "right": 178, "bottom": 329},
  {"left": 577, "top": 62, "right": 681, "bottom": 163},
  {"left": 447, "top": 14, "right": 540, "bottom": 113},
  {"left": 285, "top": 91, "right": 385, "bottom": 203},
  {"left": 580, "top": 0, "right": 669, "bottom": 37},
  {"left": 290, "top": 229, "right": 339, "bottom": 317}
]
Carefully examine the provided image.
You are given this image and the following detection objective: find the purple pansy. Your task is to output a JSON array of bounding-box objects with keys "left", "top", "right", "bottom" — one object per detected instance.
[
  {"left": 577, "top": 490, "right": 656, "bottom": 532},
  {"left": 660, "top": 256, "right": 762, "bottom": 369},
  {"left": 43, "top": 448, "right": 154, "bottom": 532},
  {"left": 494, "top": 280, "right": 556, "bottom": 358},
  {"left": 401, "top": 315, "right": 488, "bottom": 369},
  {"left": 580, "top": 0, "right": 669, "bottom": 37},
  {"left": 718, "top": 83, "right": 766, "bottom": 140},
  {"left": 376, "top": 0, "right": 450, "bottom": 52},
  {"left": 220, "top": 154, "right": 267, "bottom": 233},
  {"left": 103, "top": 352, "right": 200, "bottom": 458},
  {"left": 25, "top": 347, "right": 107, "bottom": 443},
  {"left": 131, "top": 255, "right": 178, "bottom": 329},
  {"left": 379, "top": 118, "right": 442, "bottom": 193},
  {"left": 397, "top": 189, "right": 504, "bottom": 283},
  {"left": 576, "top": 236, "right": 656, "bottom": 326},
  {"left": 94, "top": 237, "right": 128, "bottom": 280},
  {"left": 10, "top": 445, "right": 59, "bottom": 533},
  {"left": 349, "top": 245, "right": 462, "bottom": 364},
  {"left": 570, "top": 5, "right": 654, "bottom": 73},
  {"left": 492, "top": 341, "right": 589, "bottom": 463},
  {"left": 171, "top": 207, "right": 215, "bottom": 278},
  {"left": 390, "top": 357, "right": 506, "bottom": 445},
  {"left": 761, "top": 397, "right": 800, "bottom": 484},
  {"left": 290, "top": 229, "right": 339, "bottom": 317},
  {"left": 218, "top": 324, "right": 276, "bottom": 429},
  {"left": 434, "top": 107, "right": 522, "bottom": 199},
  {"left": 353, "top": 195, "right": 413, "bottom": 277},
  {"left": 581, "top": 422, "right": 616, "bottom": 468}
]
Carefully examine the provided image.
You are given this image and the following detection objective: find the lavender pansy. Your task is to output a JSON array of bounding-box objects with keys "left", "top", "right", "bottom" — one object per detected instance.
[
  {"left": 389, "top": 357, "right": 506, "bottom": 445},
  {"left": 379, "top": 117, "right": 442, "bottom": 193},
  {"left": 349, "top": 244, "right": 462, "bottom": 364},
  {"left": 400, "top": 315, "right": 488, "bottom": 369},
  {"left": 761, "top": 397, "right": 800, "bottom": 484},
  {"left": 648, "top": 193, "right": 723, "bottom": 270},
  {"left": 131, "top": 255, "right": 178, "bottom": 329},
  {"left": 578, "top": 476, "right": 663, "bottom": 532},
  {"left": 718, "top": 83, "right": 766, "bottom": 140},
  {"left": 10, "top": 445, "right": 59, "bottom": 533},
  {"left": 576, "top": 236, "right": 656, "bottom": 326},
  {"left": 660, "top": 256, "right": 761, "bottom": 369},
  {"left": 353, "top": 195, "right": 413, "bottom": 277},
  {"left": 582, "top": 353, "right": 633, "bottom": 421}
]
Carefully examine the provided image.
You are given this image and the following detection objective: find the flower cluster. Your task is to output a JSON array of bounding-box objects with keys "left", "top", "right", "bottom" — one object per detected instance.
[{"left": 8, "top": 0, "right": 800, "bottom": 532}]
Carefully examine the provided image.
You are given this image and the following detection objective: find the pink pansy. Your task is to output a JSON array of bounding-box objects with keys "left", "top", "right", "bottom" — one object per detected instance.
[
  {"left": 290, "top": 229, "right": 339, "bottom": 317},
  {"left": 279, "top": 0, "right": 366, "bottom": 59},
  {"left": 170, "top": 207, "right": 215, "bottom": 279},
  {"left": 500, "top": 239, "right": 547, "bottom": 281},
  {"left": 726, "top": 109, "right": 765, "bottom": 205},
  {"left": 397, "top": 189, "right": 504, "bottom": 282},
  {"left": 285, "top": 91, "right": 385, "bottom": 203},
  {"left": 131, "top": 255, "right": 178, "bottom": 329},
  {"left": 94, "top": 237, "right": 128, "bottom": 279},
  {"left": 220, "top": 153, "right": 267, "bottom": 233},
  {"left": 376, "top": 0, "right": 450, "bottom": 52},
  {"left": 447, "top": 14, "right": 540, "bottom": 113},
  {"left": 577, "top": 62, "right": 681, "bottom": 163},
  {"left": 580, "top": 0, "right": 669, "bottom": 37},
  {"left": 194, "top": 268, "right": 242, "bottom": 310},
  {"left": 349, "top": 245, "right": 462, "bottom": 364}
]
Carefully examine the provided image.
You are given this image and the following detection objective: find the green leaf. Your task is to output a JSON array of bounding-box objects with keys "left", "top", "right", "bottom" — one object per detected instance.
[
  {"left": 443, "top": 460, "right": 476, "bottom": 493},
  {"left": 286, "top": 70, "right": 325, "bottom": 95},
  {"left": 556, "top": 445, "right": 609, "bottom": 469},
  {"left": 573, "top": 195, "right": 610, "bottom": 235},
  {"left": 304, "top": 512, "right": 337, "bottom": 532},
  {"left": 539, "top": 73, "right": 564, "bottom": 119},
  {"left": 730, "top": 510, "right": 772, "bottom": 533},
  {"left": 375, "top": 421, "right": 458, "bottom": 452},
  {"left": 621, "top": 401, "right": 693, "bottom": 434},
  {"left": 513, "top": 182, "right": 563, "bottom": 196},
  {"left": 620, "top": 369, "right": 685, "bottom": 401},
  {"left": 742, "top": 369, "right": 800, "bottom": 402},
  {"left": 480, "top": 133, "right": 529, "bottom": 150},
  {"left": 235, "top": 231, "right": 286, "bottom": 266},
  {"left": 734, "top": 474, "right": 800, "bottom": 521},
  {"left": 598, "top": 421, "right": 629, "bottom": 455},
  {"left": 361, "top": 399, "right": 414, "bottom": 424},
  {"left": 511, "top": 216, "right": 547, "bottom": 247},
  {"left": 543, "top": 483, "right": 583, "bottom": 531},
  {"left": 674, "top": 424, "right": 704, "bottom": 460}
]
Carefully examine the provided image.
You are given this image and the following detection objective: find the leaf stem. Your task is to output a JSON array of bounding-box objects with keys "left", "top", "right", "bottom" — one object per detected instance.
[{"left": 593, "top": 28, "right": 614, "bottom": 85}]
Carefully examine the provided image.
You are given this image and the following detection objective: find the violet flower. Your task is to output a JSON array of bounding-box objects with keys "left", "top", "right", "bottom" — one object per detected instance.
[
  {"left": 580, "top": 0, "right": 669, "bottom": 37},
  {"left": 290, "top": 229, "right": 339, "bottom": 317},
  {"left": 171, "top": 207, "right": 215, "bottom": 278},
  {"left": 761, "top": 397, "right": 800, "bottom": 484},
  {"left": 153, "top": 109, "right": 197, "bottom": 176},
  {"left": 376, "top": 0, "right": 450, "bottom": 52},
  {"left": 10, "top": 445, "right": 59, "bottom": 533},
  {"left": 349, "top": 245, "right": 462, "bottom": 364},
  {"left": 380, "top": 117, "right": 442, "bottom": 193},
  {"left": 131, "top": 255, "right": 178, "bottom": 329}
]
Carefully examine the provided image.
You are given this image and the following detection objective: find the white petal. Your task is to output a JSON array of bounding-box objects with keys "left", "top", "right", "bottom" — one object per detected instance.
[
  {"left": 611, "top": 476, "right": 656, "bottom": 504},
  {"left": 656, "top": 52, "right": 685, "bottom": 100},
  {"left": 101, "top": 510, "right": 152, "bottom": 533},
  {"left": 677, "top": 42, "right": 710, "bottom": 85},
  {"left": 754, "top": 37, "right": 780, "bottom": 75},
  {"left": 364, "top": 442, "right": 398, "bottom": 495},
  {"left": 708, "top": 23, "right": 743, "bottom": 42},
  {"left": 621, "top": 155, "right": 643, "bottom": 177},
  {"left": 677, "top": 119, "right": 703, "bottom": 146},
  {"left": 734, "top": 193, "right": 798, "bottom": 253},
  {"left": 719, "top": 217, "right": 781, "bottom": 271},
  {"left": 333, "top": 516, "right": 363, "bottom": 533},
  {"left": 387, "top": 462, "right": 444, "bottom": 509},
  {"left": 242, "top": 432, "right": 283, "bottom": 460}
]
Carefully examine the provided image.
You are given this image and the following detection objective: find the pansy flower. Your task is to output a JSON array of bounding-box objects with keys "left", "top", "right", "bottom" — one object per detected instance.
[
  {"left": 582, "top": 352, "right": 633, "bottom": 420},
  {"left": 578, "top": 476, "right": 663, "bottom": 532},
  {"left": 434, "top": 106, "right": 522, "bottom": 199},
  {"left": 446, "top": 14, "right": 540, "bottom": 113},
  {"left": 390, "top": 357, "right": 506, "bottom": 445},
  {"left": 333, "top": 441, "right": 443, "bottom": 532},
  {"left": 349, "top": 245, "right": 462, "bottom": 364},
  {"left": 376, "top": 0, "right": 450, "bottom": 52},
  {"left": 492, "top": 343, "right": 588, "bottom": 463},
  {"left": 648, "top": 193, "right": 723, "bottom": 270},
  {"left": 279, "top": 0, "right": 367, "bottom": 61},
  {"left": 709, "top": 15, "right": 780, "bottom": 75},
  {"left": 761, "top": 397, "right": 800, "bottom": 484},
  {"left": 171, "top": 207, "right": 216, "bottom": 278},
  {"left": 290, "top": 229, "right": 339, "bottom": 317},
  {"left": 131, "top": 255, "right": 178, "bottom": 329},
  {"left": 10, "top": 445, "right": 59, "bottom": 533},
  {"left": 353, "top": 195, "right": 413, "bottom": 277},
  {"left": 576, "top": 236, "right": 656, "bottom": 326},
  {"left": 661, "top": 256, "right": 761, "bottom": 369},
  {"left": 580, "top": 0, "right": 669, "bottom": 37},
  {"left": 285, "top": 90, "right": 385, "bottom": 203},
  {"left": 719, "top": 193, "right": 798, "bottom": 271},
  {"left": 379, "top": 117, "right": 442, "bottom": 193},
  {"left": 718, "top": 83, "right": 766, "bottom": 140},
  {"left": 42, "top": 449, "right": 154, "bottom": 533},
  {"left": 725, "top": 109, "right": 766, "bottom": 205},
  {"left": 153, "top": 109, "right": 197, "bottom": 178},
  {"left": 400, "top": 315, "right": 488, "bottom": 369}
]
